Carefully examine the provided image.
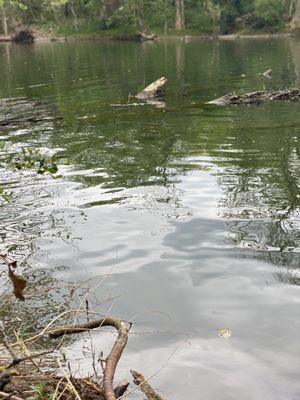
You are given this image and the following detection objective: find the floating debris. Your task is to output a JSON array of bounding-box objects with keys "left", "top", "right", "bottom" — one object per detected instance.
[
  {"left": 208, "top": 89, "right": 300, "bottom": 106},
  {"left": 218, "top": 328, "right": 232, "bottom": 339},
  {"left": 262, "top": 68, "right": 272, "bottom": 78}
]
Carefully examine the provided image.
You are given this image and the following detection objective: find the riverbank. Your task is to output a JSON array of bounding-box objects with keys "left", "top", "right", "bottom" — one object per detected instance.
[{"left": 0, "top": 30, "right": 295, "bottom": 44}]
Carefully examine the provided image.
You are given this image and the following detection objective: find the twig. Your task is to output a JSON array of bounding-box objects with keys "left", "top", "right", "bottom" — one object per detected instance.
[
  {"left": 82, "top": 379, "right": 103, "bottom": 394},
  {"left": 48, "top": 317, "right": 129, "bottom": 339},
  {"left": 57, "top": 358, "right": 81, "bottom": 400},
  {"left": 128, "top": 310, "right": 171, "bottom": 323},
  {"left": 0, "top": 392, "right": 24, "bottom": 400},
  {"left": 52, "top": 377, "right": 65, "bottom": 400},
  {"left": 69, "top": 274, "right": 113, "bottom": 298},
  {"left": 13, "top": 331, "right": 39, "bottom": 370},
  {"left": 6, "top": 350, "right": 53, "bottom": 369},
  {"left": 2, "top": 339, "right": 18, "bottom": 361},
  {"left": 19, "top": 309, "right": 100, "bottom": 344}
]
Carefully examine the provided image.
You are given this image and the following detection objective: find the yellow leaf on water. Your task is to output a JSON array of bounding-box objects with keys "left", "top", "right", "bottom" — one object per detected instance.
[{"left": 218, "top": 328, "right": 232, "bottom": 339}]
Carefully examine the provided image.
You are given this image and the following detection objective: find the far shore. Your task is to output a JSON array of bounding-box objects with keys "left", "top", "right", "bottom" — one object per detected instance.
[{"left": 0, "top": 31, "right": 296, "bottom": 44}]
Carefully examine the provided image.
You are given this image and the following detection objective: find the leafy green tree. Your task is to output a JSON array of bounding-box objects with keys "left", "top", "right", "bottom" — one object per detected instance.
[
  {"left": 252, "top": 0, "right": 285, "bottom": 30},
  {"left": 0, "top": 0, "right": 299, "bottom": 35}
]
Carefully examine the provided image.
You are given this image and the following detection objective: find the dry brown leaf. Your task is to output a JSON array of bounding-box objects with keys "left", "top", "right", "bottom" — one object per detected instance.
[{"left": 8, "top": 266, "right": 27, "bottom": 301}]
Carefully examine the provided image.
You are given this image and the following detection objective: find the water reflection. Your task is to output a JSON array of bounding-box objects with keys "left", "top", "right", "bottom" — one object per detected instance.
[{"left": 0, "top": 38, "right": 300, "bottom": 399}]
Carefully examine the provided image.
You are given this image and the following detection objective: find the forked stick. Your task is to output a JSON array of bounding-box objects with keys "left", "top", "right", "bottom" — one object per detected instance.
[{"left": 48, "top": 317, "right": 130, "bottom": 400}]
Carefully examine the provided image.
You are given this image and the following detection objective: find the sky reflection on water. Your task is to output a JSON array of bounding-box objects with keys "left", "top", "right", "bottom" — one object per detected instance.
[{"left": 0, "top": 38, "right": 299, "bottom": 399}]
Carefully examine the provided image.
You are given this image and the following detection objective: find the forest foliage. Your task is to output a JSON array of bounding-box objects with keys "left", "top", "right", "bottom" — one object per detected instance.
[{"left": 0, "top": 0, "right": 300, "bottom": 36}]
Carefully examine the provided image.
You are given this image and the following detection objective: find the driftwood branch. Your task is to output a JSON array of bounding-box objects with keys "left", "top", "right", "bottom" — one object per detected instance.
[
  {"left": 208, "top": 89, "right": 300, "bottom": 105},
  {"left": 137, "top": 32, "right": 157, "bottom": 41},
  {"left": 48, "top": 317, "right": 130, "bottom": 400},
  {"left": 130, "top": 369, "right": 166, "bottom": 400},
  {"left": 136, "top": 77, "right": 167, "bottom": 100}
]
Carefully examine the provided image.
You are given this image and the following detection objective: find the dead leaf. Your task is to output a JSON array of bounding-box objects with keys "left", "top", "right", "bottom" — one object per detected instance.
[{"left": 8, "top": 265, "right": 27, "bottom": 301}]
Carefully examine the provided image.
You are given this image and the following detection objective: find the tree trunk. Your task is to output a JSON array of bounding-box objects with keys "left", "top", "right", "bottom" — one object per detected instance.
[
  {"left": 98, "top": 0, "right": 121, "bottom": 21},
  {"left": 289, "top": 40, "right": 300, "bottom": 86},
  {"left": 291, "top": 0, "right": 300, "bottom": 28},
  {"left": 1, "top": 5, "right": 8, "bottom": 36},
  {"left": 175, "top": 0, "right": 181, "bottom": 30},
  {"left": 180, "top": 0, "right": 185, "bottom": 29},
  {"left": 289, "top": 0, "right": 296, "bottom": 18},
  {"left": 175, "top": 0, "right": 184, "bottom": 30},
  {"left": 164, "top": 0, "right": 168, "bottom": 34},
  {"left": 99, "top": 0, "right": 108, "bottom": 20},
  {"left": 135, "top": 1, "right": 147, "bottom": 32},
  {"left": 67, "top": 0, "right": 78, "bottom": 29}
]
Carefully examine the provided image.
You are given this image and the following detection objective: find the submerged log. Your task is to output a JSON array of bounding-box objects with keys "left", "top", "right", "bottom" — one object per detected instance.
[
  {"left": 138, "top": 32, "right": 157, "bottom": 41},
  {"left": 208, "top": 89, "right": 300, "bottom": 106},
  {"left": 136, "top": 77, "right": 167, "bottom": 100},
  {"left": 116, "top": 32, "right": 156, "bottom": 42}
]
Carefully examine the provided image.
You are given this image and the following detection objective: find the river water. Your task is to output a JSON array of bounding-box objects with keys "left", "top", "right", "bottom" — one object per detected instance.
[{"left": 0, "top": 38, "right": 299, "bottom": 399}]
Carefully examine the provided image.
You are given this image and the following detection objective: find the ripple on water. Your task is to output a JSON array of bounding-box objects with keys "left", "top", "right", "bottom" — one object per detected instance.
[{"left": 0, "top": 39, "right": 300, "bottom": 399}]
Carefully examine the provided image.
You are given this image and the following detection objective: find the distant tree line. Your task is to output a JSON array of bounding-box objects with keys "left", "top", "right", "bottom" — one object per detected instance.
[{"left": 1, "top": 0, "right": 300, "bottom": 36}]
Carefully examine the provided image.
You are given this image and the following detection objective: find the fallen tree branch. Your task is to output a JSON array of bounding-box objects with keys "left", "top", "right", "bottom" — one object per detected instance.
[
  {"left": 130, "top": 370, "right": 166, "bottom": 400},
  {"left": 48, "top": 317, "right": 131, "bottom": 400},
  {"left": 208, "top": 89, "right": 300, "bottom": 105},
  {"left": 137, "top": 32, "right": 157, "bottom": 41},
  {"left": 136, "top": 77, "right": 167, "bottom": 100},
  {"left": 48, "top": 317, "right": 129, "bottom": 338}
]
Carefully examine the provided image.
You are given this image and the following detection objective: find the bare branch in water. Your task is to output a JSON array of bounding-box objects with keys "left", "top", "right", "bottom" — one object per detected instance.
[{"left": 48, "top": 317, "right": 131, "bottom": 400}]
